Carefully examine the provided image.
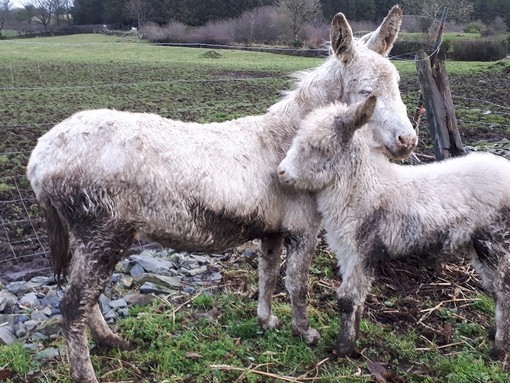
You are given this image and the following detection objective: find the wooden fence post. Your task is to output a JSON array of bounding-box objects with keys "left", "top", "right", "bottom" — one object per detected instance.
[{"left": 416, "top": 51, "right": 464, "bottom": 160}]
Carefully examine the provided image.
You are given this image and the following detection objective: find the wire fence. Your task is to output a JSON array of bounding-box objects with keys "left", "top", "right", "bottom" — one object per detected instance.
[
  {"left": 1, "top": 40, "right": 509, "bottom": 282},
  {"left": 0, "top": 49, "right": 296, "bottom": 281}
]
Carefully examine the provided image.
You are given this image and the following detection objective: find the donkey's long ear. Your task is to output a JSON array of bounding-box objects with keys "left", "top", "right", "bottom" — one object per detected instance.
[
  {"left": 335, "top": 96, "right": 377, "bottom": 142},
  {"left": 361, "top": 5, "right": 402, "bottom": 56},
  {"left": 330, "top": 12, "right": 355, "bottom": 63}
]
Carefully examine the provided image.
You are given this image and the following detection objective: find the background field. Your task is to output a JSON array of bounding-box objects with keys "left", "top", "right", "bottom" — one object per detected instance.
[{"left": 1, "top": 34, "right": 510, "bottom": 382}]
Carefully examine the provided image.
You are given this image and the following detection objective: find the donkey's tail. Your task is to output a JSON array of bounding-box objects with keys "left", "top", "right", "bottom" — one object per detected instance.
[{"left": 40, "top": 193, "right": 71, "bottom": 286}]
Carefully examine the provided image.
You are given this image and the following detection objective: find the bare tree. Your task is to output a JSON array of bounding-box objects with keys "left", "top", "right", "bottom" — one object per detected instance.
[
  {"left": 0, "top": 0, "right": 12, "bottom": 33},
  {"left": 402, "top": 0, "right": 474, "bottom": 24},
  {"left": 125, "top": 0, "right": 151, "bottom": 27},
  {"left": 23, "top": 0, "right": 56, "bottom": 29},
  {"left": 54, "top": 0, "right": 72, "bottom": 25},
  {"left": 277, "top": 0, "right": 322, "bottom": 44}
]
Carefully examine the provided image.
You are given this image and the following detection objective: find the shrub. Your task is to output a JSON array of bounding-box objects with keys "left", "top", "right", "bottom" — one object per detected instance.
[
  {"left": 390, "top": 40, "right": 430, "bottom": 59},
  {"left": 189, "top": 19, "right": 236, "bottom": 44},
  {"left": 492, "top": 17, "right": 508, "bottom": 33},
  {"left": 464, "top": 21, "right": 485, "bottom": 34},
  {"left": 449, "top": 38, "right": 507, "bottom": 61},
  {"left": 296, "top": 21, "right": 329, "bottom": 49},
  {"left": 140, "top": 20, "right": 192, "bottom": 43},
  {"left": 232, "top": 6, "right": 281, "bottom": 45}
]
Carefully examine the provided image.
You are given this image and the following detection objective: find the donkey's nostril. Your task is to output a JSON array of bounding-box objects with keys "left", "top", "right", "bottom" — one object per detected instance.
[
  {"left": 397, "top": 135, "right": 417, "bottom": 149},
  {"left": 278, "top": 170, "right": 285, "bottom": 175}
]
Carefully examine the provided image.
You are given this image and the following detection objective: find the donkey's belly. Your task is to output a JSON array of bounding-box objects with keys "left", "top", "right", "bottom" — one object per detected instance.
[{"left": 138, "top": 204, "right": 271, "bottom": 253}]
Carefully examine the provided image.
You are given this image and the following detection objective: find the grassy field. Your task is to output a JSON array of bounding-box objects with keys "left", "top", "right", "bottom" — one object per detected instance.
[{"left": 1, "top": 34, "right": 510, "bottom": 382}]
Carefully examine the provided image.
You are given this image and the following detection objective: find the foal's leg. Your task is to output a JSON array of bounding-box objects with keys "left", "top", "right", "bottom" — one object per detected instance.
[
  {"left": 257, "top": 233, "right": 283, "bottom": 329},
  {"left": 61, "top": 227, "right": 133, "bottom": 383},
  {"left": 471, "top": 235, "right": 510, "bottom": 358},
  {"left": 336, "top": 253, "right": 374, "bottom": 357},
  {"left": 285, "top": 233, "right": 320, "bottom": 344}
]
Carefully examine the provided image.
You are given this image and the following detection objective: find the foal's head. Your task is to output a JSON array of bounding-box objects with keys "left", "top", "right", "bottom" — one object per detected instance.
[{"left": 278, "top": 97, "right": 376, "bottom": 191}]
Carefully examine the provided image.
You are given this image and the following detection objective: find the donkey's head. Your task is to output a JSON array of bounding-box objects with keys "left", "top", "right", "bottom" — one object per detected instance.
[
  {"left": 278, "top": 97, "right": 376, "bottom": 191},
  {"left": 328, "top": 5, "right": 417, "bottom": 159}
]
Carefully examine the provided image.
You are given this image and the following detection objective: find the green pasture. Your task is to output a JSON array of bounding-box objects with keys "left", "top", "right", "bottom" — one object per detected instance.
[{"left": 0, "top": 34, "right": 509, "bottom": 382}]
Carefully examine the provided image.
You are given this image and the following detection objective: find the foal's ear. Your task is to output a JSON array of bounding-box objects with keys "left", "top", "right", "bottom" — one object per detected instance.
[
  {"left": 361, "top": 5, "right": 402, "bottom": 56},
  {"left": 335, "top": 96, "right": 377, "bottom": 142},
  {"left": 330, "top": 12, "right": 355, "bottom": 63}
]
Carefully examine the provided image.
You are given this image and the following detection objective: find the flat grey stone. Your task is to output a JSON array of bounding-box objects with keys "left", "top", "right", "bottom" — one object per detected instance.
[
  {"left": 117, "top": 275, "right": 134, "bottom": 289},
  {"left": 109, "top": 298, "right": 127, "bottom": 309},
  {"left": 15, "top": 325, "right": 27, "bottom": 337},
  {"left": 35, "top": 347, "right": 61, "bottom": 360},
  {"left": 0, "top": 326, "right": 16, "bottom": 345},
  {"left": 110, "top": 273, "right": 121, "bottom": 284},
  {"left": 0, "top": 291, "right": 18, "bottom": 312},
  {"left": 19, "top": 292, "right": 39, "bottom": 308},
  {"left": 183, "top": 286, "right": 196, "bottom": 295},
  {"left": 0, "top": 314, "right": 18, "bottom": 328},
  {"left": 207, "top": 272, "right": 222, "bottom": 282},
  {"left": 23, "top": 343, "right": 39, "bottom": 351},
  {"left": 31, "top": 332, "right": 49, "bottom": 342},
  {"left": 31, "top": 311, "right": 48, "bottom": 322},
  {"left": 189, "top": 254, "right": 211, "bottom": 264},
  {"left": 139, "top": 282, "right": 173, "bottom": 295},
  {"left": 185, "top": 266, "right": 208, "bottom": 276},
  {"left": 39, "top": 290, "right": 62, "bottom": 308},
  {"left": 5, "top": 281, "right": 28, "bottom": 296},
  {"left": 129, "top": 254, "right": 176, "bottom": 276},
  {"left": 124, "top": 294, "right": 152, "bottom": 306},
  {"left": 24, "top": 320, "right": 39, "bottom": 332},
  {"left": 118, "top": 308, "right": 130, "bottom": 317},
  {"left": 136, "top": 273, "right": 182, "bottom": 288},
  {"left": 129, "top": 263, "right": 145, "bottom": 278},
  {"left": 36, "top": 318, "right": 62, "bottom": 337},
  {"left": 29, "top": 276, "right": 52, "bottom": 286},
  {"left": 39, "top": 307, "right": 53, "bottom": 317},
  {"left": 115, "top": 260, "right": 131, "bottom": 274},
  {"left": 98, "top": 294, "right": 111, "bottom": 312}
]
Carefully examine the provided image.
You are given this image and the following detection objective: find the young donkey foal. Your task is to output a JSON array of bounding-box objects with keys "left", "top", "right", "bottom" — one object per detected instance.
[
  {"left": 278, "top": 97, "right": 510, "bottom": 358},
  {"left": 27, "top": 6, "right": 417, "bottom": 383}
]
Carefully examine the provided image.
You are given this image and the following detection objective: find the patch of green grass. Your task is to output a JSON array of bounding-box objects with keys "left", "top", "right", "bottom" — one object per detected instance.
[
  {"left": 429, "top": 353, "right": 508, "bottom": 383},
  {"left": 472, "top": 294, "right": 495, "bottom": 315},
  {"left": 192, "top": 293, "right": 214, "bottom": 309},
  {"left": 0, "top": 342, "right": 34, "bottom": 374},
  {"left": 0, "top": 182, "right": 13, "bottom": 192}
]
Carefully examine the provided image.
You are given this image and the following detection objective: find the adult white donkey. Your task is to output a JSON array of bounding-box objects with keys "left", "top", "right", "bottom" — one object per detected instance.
[{"left": 27, "top": 6, "right": 416, "bottom": 383}]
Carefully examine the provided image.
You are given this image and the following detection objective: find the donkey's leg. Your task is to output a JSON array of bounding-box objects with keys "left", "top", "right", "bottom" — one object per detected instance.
[
  {"left": 471, "top": 236, "right": 510, "bottom": 358},
  {"left": 89, "top": 304, "right": 129, "bottom": 349},
  {"left": 285, "top": 233, "right": 320, "bottom": 344},
  {"left": 336, "top": 254, "right": 374, "bottom": 357},
  {"left": 257, "top": 233, "right": 283, "bottom": 329},
  {"left": 61, "top": 226, "right": 133, "bottom": 383}
]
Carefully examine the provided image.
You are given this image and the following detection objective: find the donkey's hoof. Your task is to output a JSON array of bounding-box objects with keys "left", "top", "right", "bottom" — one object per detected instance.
[
  {"left": 335, "top": 341, "right": 356, "bottom": 359},
  {"left": 489, "top": 346, "right": 507, "bottom": 360},
  {"left": 293, "top": 326, "right": 320, "bottom": 345},
  {"left": 258, "top": 315, "right": 281, "bottom": 330}
]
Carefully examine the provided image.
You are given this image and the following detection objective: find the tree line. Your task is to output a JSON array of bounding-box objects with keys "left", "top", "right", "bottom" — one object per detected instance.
[{"left": 1, "top": 0, "right": 508, "bottom": 35}]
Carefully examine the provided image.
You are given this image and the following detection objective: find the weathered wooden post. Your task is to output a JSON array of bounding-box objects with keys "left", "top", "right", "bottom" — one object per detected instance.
[{"left": 414, "top": 8, "right": 464, "bottom": 160}]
